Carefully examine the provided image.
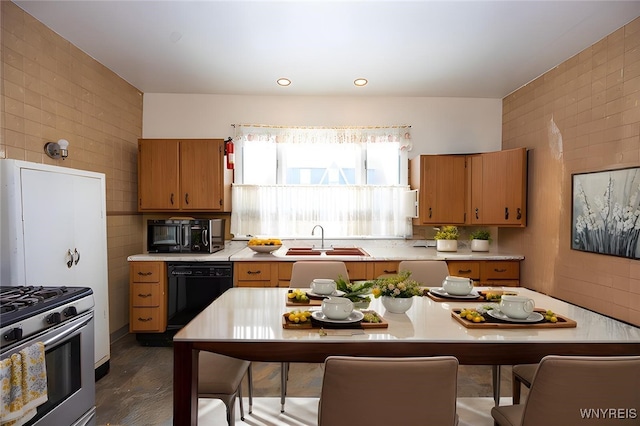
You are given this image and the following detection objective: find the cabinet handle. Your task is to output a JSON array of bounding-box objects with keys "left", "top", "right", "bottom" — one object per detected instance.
[
  {"left": 66, "top": 249, "right": 74, "bottom": 269},
  {"left": 138, "top": 317, "right": 153, "bottom": 322},
  {"left": 383, "top": 269, "right": 397, "bottom": 274},
  {"left": 517, "top": 208, "right": 522, "bottom": 220},
  {"left": 185, "top": 193, "right": 189, "bottom": 205},
  {"left": 458, "top": 269, "right": 472, "bottom": 274},
  {"left": 137, "top": 271, "right": 153, "bottom": 276},
  {"left": 428, "top": 207, "right": 432, "bottom": 219},
  {"left": 494, "top": 268, "right": 507, "bottom": 273},
  {"left": 170, "top": 193, "right": 174, "bottom": 205},
  {"left": 504, "top": 207, "right": 509, "bottom": 220},
  {"left": 475, "top": 208, "right": 479, "bottom": 220},
  {"left": 138, "top": 293, "right": 153, "bottom": 298},
  {"left": 247, "top": 270, "right": 261, "bottom": 275}
]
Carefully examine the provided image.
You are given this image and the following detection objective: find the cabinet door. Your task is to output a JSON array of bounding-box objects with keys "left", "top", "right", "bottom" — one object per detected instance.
[
  {"left": 417, "top": 155, "right": 466, "bottom": 224},
  {"left": 138, "top": 139, "right": 180, "bottom": 210},
  {"left": 475, "top": 148, "right": 527, "bottom": 226},
  {"left": 180, "top": 139, "right": 224, "bottom": 210}
]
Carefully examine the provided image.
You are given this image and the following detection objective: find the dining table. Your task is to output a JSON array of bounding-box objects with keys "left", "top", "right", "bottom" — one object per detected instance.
[{"left": 172, "top": 286, "right": 640, "bottom": 425}]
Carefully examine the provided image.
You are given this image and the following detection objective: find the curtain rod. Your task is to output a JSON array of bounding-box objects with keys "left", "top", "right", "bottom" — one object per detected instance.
[{"left": 231, "top": 124, "right": 411, "bottom": 129}]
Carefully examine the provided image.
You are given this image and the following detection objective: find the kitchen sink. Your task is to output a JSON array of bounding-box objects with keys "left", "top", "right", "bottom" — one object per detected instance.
[{"left": 285, "top": 247, "right": 369, "bottom": 256}]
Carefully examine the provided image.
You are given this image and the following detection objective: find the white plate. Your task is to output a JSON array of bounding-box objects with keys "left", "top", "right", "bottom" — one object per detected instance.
[
  {"left": 306, "top": 290, "right": 346, "bottom": 298},
  {"left": 487, "top": 310, "right": 544, "bottom": 323},
  {"left": 311, "top": 310, "right": 364, "bottom": 324},
  {"left": 248, "top": 245, "right": 282, "bottom": 253},
  {"left": 430, "top": 287, "right": 480, "bottom": 299}
]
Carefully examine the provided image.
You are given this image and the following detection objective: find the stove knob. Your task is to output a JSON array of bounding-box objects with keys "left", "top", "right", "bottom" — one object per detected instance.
[
  {"left": 63, "top": 306, "right": 78, "bottom": 317},
  {"left": 46, "top": 312, "right": 62, "bottom": 325},
  {"left": 3, "top": 328, "right": 23, "bottom": 342}
]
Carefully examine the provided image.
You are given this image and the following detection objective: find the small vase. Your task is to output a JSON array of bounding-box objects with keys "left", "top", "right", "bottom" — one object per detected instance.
[
  {"left": 471, "top": 239, "right": 490, "bottom": 252},
  {"left": 381, "top": 296, "right": 413, "bottom": 314},
  {"left": 436, "top": 240, "right": 458, "bottom": 252}
]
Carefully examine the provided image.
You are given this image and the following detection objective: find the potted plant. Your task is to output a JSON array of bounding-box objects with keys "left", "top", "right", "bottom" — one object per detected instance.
[
  {"left": 434, "top": 226, "right": 459, "bottom": 252},
  {"left": 470, "top": 229, "right": 491, "bottom": 252},
  {"left": 335, "top": 276, "right": 375, "bottom": 309},
  {"left": 371, "top": 271, "right": 422, "bottom": 313}
]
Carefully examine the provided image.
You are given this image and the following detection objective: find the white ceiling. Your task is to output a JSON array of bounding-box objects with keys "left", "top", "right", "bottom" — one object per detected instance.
[{"left": 13, "top": 0, "right": 640, "bottom": 98}]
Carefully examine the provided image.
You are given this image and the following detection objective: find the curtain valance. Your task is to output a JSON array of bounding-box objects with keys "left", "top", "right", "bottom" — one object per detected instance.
[{"left": 233, "top": 124, "right": 412, "bottom": 149}]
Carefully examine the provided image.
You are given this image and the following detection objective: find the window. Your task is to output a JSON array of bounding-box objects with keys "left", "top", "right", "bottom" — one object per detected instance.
[{"left": 231, "top": 125, "right": 412, "bottom": 238}]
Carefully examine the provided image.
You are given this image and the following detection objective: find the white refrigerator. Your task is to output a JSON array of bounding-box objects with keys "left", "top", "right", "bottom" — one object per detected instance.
[{"left": 0, "top": 159, "right": 110, "bottom": 376}]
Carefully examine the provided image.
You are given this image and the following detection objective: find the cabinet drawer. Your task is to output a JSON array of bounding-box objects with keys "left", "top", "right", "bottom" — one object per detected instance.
[
  {"left": 481, "top": 261, "right": 519, "bottom": 280},
  {"left": 131, "top": 283, "right": 161, "bottom": 307},
  {"left": 131, "top": 262, "right": 162, "bottom": 283},
  {"left": 236, "top": 281, "right": 269, "bottom": 288},
  {"left": 373, "top": 261, "right": 400, "bottom": 277},
  {"left": 236, "top": 262, "right": 272, "bottom": 280},
  {"left": 130, "top": 307, "right": 165, "bottom": 332},
  {"left": 345, "top": 262, "right": 367, "bottom": 280},
  {"left": 447, "top": 261, "right": 480, "bottom": 279}
]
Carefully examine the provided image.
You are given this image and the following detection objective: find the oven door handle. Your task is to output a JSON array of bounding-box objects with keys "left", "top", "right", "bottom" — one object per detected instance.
[{"left": 42, "top": 314, "right": 93, "bottom": 349}]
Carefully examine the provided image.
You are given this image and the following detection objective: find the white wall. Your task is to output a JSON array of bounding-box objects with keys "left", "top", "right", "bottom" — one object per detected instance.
[{"left": 142, "top": 94, "right": 503, "bottom": 157}]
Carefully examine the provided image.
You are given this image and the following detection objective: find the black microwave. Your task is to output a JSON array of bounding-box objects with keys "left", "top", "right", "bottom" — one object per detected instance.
[{"left": 147, "top": 219, "right": 225, "bottom": 253}]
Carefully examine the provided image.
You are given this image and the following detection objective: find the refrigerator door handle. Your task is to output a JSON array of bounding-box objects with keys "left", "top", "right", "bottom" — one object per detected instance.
[
  {"left": 66, "top": 249, "right": 74, "bottom": 268},
  {"left": 74, "top": 248, "right": 81, "bottom": 265}
]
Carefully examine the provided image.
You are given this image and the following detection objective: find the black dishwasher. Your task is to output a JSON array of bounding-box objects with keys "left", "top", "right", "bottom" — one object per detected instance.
[{"left": 136, "top": 262, "right": 233, "bottom": 346}]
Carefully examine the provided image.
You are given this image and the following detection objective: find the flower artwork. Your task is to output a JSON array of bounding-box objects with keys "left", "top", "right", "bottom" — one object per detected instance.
[{"left": 572, "top": 167, "right": 640, "bottom": 259}]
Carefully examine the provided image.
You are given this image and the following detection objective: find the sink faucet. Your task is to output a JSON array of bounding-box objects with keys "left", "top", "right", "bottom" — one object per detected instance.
[{"left": 311, "top": 225, "right": 325, "bottom": 250}]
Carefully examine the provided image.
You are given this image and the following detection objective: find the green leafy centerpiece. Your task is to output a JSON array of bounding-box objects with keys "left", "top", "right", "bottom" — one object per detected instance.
[{"left": 335, "top": 277, "right": 375, "bottom": 309}]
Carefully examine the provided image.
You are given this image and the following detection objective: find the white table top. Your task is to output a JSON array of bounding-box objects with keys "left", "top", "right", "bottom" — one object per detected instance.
[{"left": 175, "top": 287, "right": 640, "bottom": 344}]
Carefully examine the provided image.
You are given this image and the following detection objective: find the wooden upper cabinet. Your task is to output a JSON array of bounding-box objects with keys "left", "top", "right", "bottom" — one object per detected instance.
[
  {"left": 138, "top": 139, "right": 225, "bottom": 212},
  {"left": 180, "top": 139, "right": 224, "bottom": 211},
  {"left": 138, "top": 139, "right": 180, "bottom": 210},
  {"left": 410, "top": 155, "right": 466, "bottom": 225},
  {"left": 470, "top": 147, "right": 527, "bottom": 226}
]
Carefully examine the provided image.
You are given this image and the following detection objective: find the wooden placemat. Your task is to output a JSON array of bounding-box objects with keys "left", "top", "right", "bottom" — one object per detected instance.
[
  {"left": 451, "top": 308, "right": 577, "bottom": 329},
  {"left": 282, "top": 310, "right": 388, "bottom": 329},
  {"left": 285, "top": 289, "right": 323, "bottom": 306}
]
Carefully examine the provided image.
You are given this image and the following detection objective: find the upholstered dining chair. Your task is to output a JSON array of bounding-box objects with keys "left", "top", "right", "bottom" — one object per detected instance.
[
  {"left": 511, "top": 363, "right": 537, "bottom": 404},
  {"left": 398, "top": 260, "right": 450, "bottom": 287},
  {"left": 492, "top": 355, "right": 640, "bottom": 426},
  {"left": 198, "top": 351, "right": 253, "bottom": 426},
  {"left": 288, "top": 261, "right": 350, "bottom": 288},
  {"left": 318, "top": 356, "right": 460, "bottom": 426},
  {"left": 280, "top": 261, "right": 351, "bottom": 412}
]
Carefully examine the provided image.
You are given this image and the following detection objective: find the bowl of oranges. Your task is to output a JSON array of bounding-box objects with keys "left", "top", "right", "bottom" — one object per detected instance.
[{"left": 247, "top": 238, "right": 282, "bottom": 253}]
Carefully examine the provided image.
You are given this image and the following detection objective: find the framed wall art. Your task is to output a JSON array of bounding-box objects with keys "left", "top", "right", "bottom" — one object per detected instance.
[{"left": 572, "top": 167, "right": 640, "bottom": 259}]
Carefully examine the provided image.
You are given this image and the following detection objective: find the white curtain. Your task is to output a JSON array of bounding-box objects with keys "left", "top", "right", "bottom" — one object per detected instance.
[{"left": 231, "top": 184, "right": 411, "bottom": 237}]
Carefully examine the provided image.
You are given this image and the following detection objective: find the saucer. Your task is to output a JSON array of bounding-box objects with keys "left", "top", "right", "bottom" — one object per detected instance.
[
  {"left": 311, "top": 310, "right": 364, "bottom": 324},
  {"left": 306, "top": 289, "right": 346, "bottom": 299},
  {"left": 430, "top": 287, "right": 480, "bottom": 299},
  {"left": 487, "top": 310, "right": 544, "bottom": 323}
]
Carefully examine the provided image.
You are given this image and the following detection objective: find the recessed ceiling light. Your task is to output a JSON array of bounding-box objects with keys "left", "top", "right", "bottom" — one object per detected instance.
[
  {"left": 354, "top": 78, "right": 368, "bottom": 87},
  {"left": 277, "top": 78, "right": 291, "bottom": 86}
]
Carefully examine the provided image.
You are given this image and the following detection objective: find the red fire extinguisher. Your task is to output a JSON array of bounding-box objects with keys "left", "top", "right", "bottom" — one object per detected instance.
[{"left": 225, "top": 138, "right": 235, "bottom": 169}]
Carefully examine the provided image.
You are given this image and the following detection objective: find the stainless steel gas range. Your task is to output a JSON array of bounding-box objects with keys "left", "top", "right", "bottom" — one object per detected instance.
[{"left": 1, "top": 286, "right": 96, "bottom": 426}]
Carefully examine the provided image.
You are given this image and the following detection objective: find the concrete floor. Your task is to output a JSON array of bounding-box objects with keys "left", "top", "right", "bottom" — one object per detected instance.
[{"left": 96, "top": 333, "right": 524, "bottom": 425}]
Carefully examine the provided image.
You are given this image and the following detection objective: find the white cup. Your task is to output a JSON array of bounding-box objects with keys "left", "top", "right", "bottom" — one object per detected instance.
[
  {"left": 321, "top": 297, "right": 354, "bottom": 320},
  {"left": 311, "top": 279, "right": 336, "bottom": 295},
  {"left": 500, "top": 295, "right": 535, "bottom": 319},
  {"left": 442, "top": 276, "right": 473, "bottom": 296}
]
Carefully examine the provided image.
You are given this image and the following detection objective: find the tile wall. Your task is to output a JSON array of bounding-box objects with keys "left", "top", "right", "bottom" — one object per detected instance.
[
  {"left": 500, "top": 17, "right": 640, "bottom": 326},
  {"left": 1, "top": 2, "right": 143, "bottom": 335}
]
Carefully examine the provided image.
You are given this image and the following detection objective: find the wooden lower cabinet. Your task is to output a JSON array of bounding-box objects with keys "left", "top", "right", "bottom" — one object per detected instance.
[
  {"left": 446, "top": 260, "right": 520, "bottom": 287},
  {"left": 129, "top": 261, "right": 167, "bottom": 333},
  {"left": 234, "top": 259, "right": 519, "bottom": 287}
]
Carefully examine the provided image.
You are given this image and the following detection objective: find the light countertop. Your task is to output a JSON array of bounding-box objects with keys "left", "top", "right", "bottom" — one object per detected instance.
[{"left": 128, "top": 239, "right": 523, "bottom": 262}]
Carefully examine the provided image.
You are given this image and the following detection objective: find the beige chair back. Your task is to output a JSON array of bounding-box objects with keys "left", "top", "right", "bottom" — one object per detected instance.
[
  {"left": 518, "top": 355, "right": 640, "bottom": 426},
  {"left": 398, "top": 260, "right": 450, "bottom": 287},
  {"left": 289, "top": 261, "right": 349, "bottom": 288},
  {"left": 318, "top": 356, "right": 459, "bottom": 426}
]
